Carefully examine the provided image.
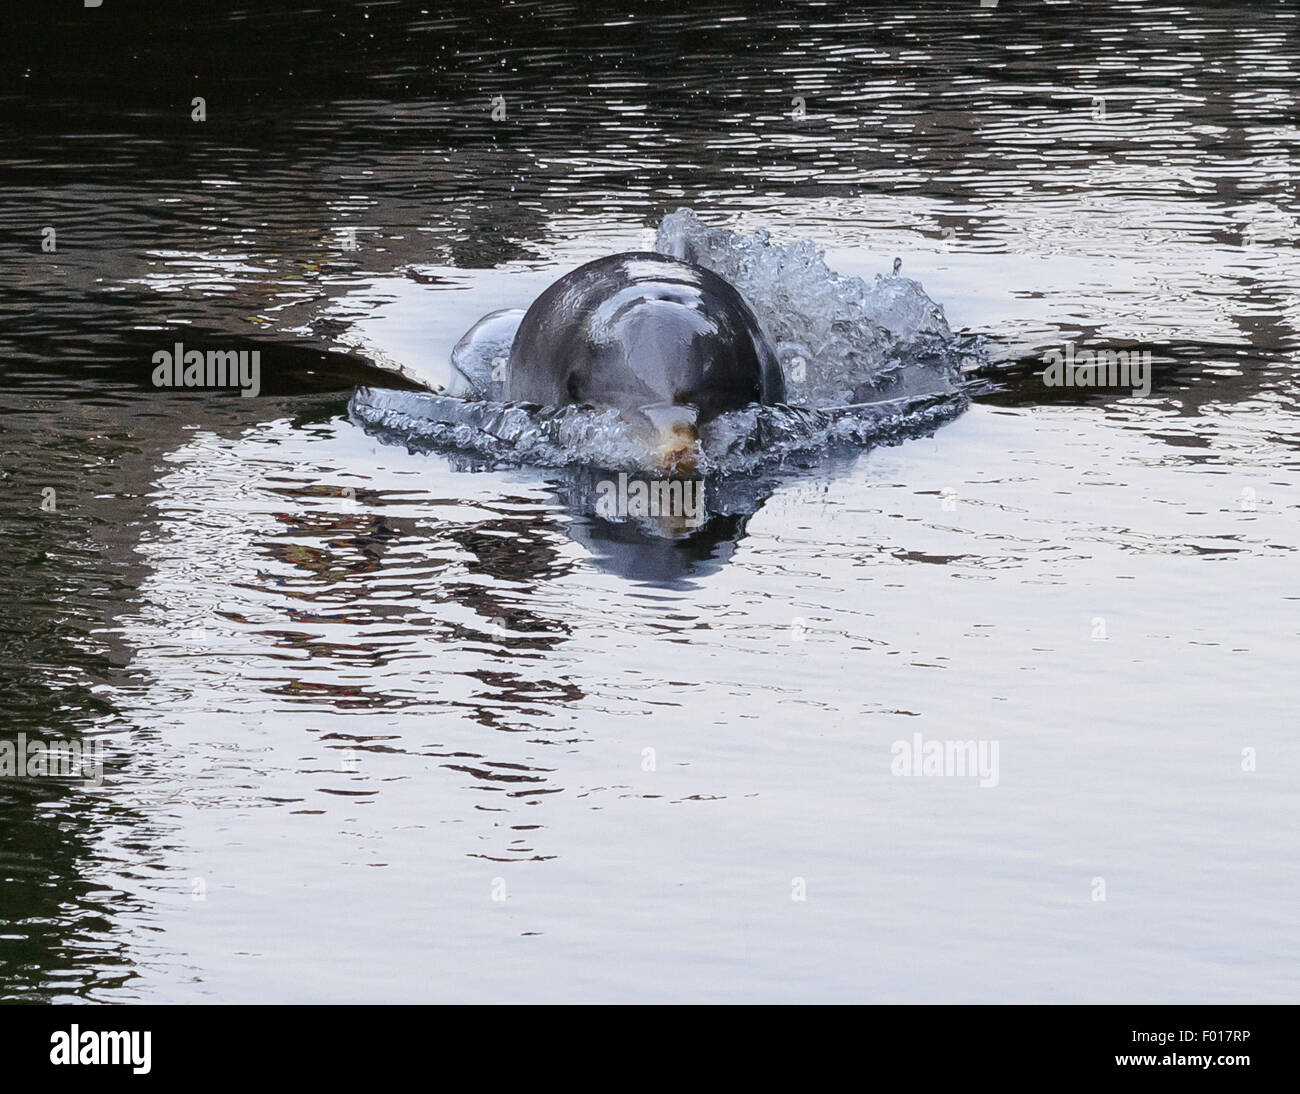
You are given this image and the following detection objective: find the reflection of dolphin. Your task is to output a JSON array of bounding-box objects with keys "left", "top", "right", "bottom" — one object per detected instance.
[
  {"left": 456, "top": 254, "right": 786, "bottom": 471},
  {"left": 542, "top": 466, "right": 779, "bottom": 584},
  {"left": 566, "top": 510, "right": 752, "bottom": 585}
]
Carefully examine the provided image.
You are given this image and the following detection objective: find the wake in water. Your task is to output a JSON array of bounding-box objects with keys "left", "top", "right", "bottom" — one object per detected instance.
[
  {"left": 352, "top": 386, "right": 964, "bottom": 477},
  {"left": 350, "top": 208, "right": 982, "bottom": 479}
]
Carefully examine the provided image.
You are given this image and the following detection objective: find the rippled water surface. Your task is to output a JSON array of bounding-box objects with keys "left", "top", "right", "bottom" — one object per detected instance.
[{"left": 2, "top": 1, "right": 1297, "bottom": 1002}]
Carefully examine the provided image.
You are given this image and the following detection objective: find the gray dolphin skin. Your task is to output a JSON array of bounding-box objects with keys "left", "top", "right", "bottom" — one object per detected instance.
[{"left": 505, "top": 252, "right": 785, "bottom": 469}]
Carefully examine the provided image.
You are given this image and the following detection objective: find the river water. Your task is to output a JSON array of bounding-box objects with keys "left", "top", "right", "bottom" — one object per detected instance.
[{"left": 1, "top": 1, "right": 1297, "bottom": 1002}]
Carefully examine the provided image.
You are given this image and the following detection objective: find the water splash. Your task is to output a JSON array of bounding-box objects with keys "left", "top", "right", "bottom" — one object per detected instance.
[
  {"left": 350, "top": 386, "right": 965, "bottom": 477},
  {"left": 655, "top": 207, "right": 973, "bottom": 407}
]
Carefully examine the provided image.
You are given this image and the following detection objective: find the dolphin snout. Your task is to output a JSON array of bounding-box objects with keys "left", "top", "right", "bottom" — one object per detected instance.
[{"left": 635, "top": 403, "right": 701, "bottom": 473}]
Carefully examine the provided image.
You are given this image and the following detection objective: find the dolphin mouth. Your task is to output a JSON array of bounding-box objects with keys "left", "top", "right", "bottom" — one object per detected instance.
[{"left": 634, "top": 402, "right": 701, "bottom": 473}]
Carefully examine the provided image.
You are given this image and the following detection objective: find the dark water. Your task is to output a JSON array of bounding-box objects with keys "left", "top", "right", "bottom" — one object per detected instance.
[{"left": 1, "top": 1, "right": 1297, "bottom": 1002}]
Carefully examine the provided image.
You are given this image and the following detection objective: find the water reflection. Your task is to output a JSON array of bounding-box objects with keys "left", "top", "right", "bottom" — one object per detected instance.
[
  {"left": 3, "top": 0, "right": 1298, "bottom": 1001},
  {"left": 548, "top": 467, "right": 773, "bottom": 584}
]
